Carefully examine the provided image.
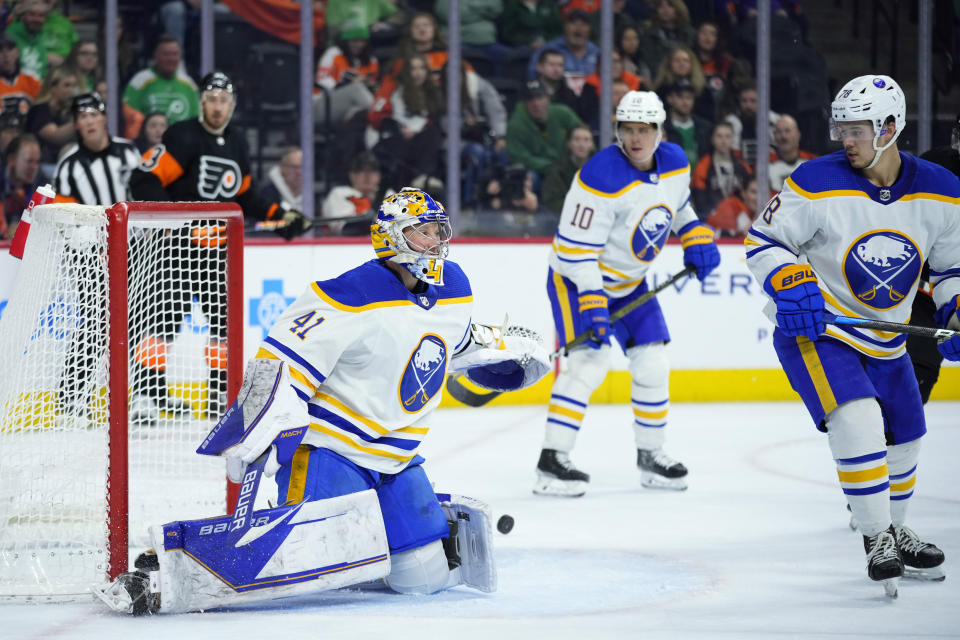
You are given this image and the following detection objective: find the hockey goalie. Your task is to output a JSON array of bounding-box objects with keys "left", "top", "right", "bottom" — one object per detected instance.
[{"left": 95, "top": 187, "right": 550, "bottom": 614}]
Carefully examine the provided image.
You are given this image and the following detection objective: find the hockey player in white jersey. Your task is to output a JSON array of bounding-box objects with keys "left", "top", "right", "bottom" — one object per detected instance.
[
  {"left": 534, "top": 91, "right": 721, "bottom": 497},
  {"left": 95, "top": 188, "right": 550, "bottom": 615},
  {"left": 745, "top": 75, "right": 960, "bottom": 596}
]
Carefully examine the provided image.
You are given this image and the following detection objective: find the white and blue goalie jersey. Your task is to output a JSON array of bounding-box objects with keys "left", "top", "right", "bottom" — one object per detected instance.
[
  {"left": 550, "top": 142, "right": 700, "bottom": 297},
  {"left": 746, "top": 151, "right": 960, "bottom": 359},
  {"left": 256, "top": 259, "right": 474, "bottom": 473}
]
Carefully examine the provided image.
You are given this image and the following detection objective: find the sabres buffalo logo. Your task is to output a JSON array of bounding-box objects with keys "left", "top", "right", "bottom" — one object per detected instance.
[
  {"left": 398, "top": 334, "right": 447, "bottom": 413},
  {"left": 842, "top": 230, "right": 921, "bottom": 310},
  {"left": 198, "top": 156, "right": 242, "bottom": 199},
  {"left": 631, "top": 204, "right": 673, "bottom": 263}
]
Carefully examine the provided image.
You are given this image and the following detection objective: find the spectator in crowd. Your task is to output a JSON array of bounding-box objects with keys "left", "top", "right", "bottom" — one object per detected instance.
[
  {"left": 588, "top": 0, "right": 635, "bottom": 44},
  {"left": 260, "top": 146, "right": 303, "bottom": 212},
  {"left": 25, "top": 65, "right": 76, "bottom": 175},
  {"left": 661, "top": 79, "right": 711, "bottom": 167},
  {"left": 374, "top": 53, "right": 445, "bottom": 188},
  {"left": 0, "top": 32, "right": 41, "bottom": 118},
  {"left": 0, "top": 111, "right": 25, "bottom": 161},
  {"left": 1, "top": 133, "right": 44, "bottom": 236},
  {"left": 321, "top": 151, "right": 394, "bottom": 235},
  {"left": 62, "top": 39, "right": 101, "bottom": 92},
  {"left": 93, "top": 78, "right": 142, "bottom": 143},
  {"left": 692, "top": 20, "right": 733, "bottom": 123},
  {"left": 133, "top": 112, "right": 168, "bottom": 153},
  {"left": 314, "top": 24, "right": 378, "bottom": 128},
  {"left": 435, "top": 0, "right": 508, "bottom": 77},
  {"left": 653, "top": 45, "right": 717, "bottom": 123},
  {"left": 52, "top": 92, "right": 140, "bottom": 206},
  {"left": 691, "top": 121, "right": 752, "bottom": 218},
  {"left": 159, "top": 0, "right": 202, "bottom": 48},
  {"left": 723, "top": 83, "right": 778, "bottom": 166},
  {"left": 526, "top": 9, "right": 599, "bottom": 79},
  {"left": 501, "top": 0, "right": 563, "bottom": 49},
  {"left": 98, "top": 12, "right": 135, "bottom": 83},
  {"left": 440, "top": 61, "right": 509, "bottom": 206},
  {"left": 637, "top": 0, "right": 695, "bottom": 73},
  {"left": 542, "top": 124, "right": 594, "bottom": 214},
  {"left": 123, "top": 35, "right": 199, "bottom": 126},
  {"left": 535, "top": 48, "right": 598, "bottom": 131},
  {"left": 586, "top": 49, "right": 643, "bottom": 93},
  {"left": 505, "top": 79, "right": 583, "bottom": 183},
  {"left": 325, "top": 0, "right": 401, "bottom": 40},
  {"left": 6, "top": 0, "right": 77, "bottom": 80},
  {"left": 707, "top": 174, "right": 765, "bottom": 238},
  {"left": 768, "top": 113, "right": 816, "bottom": 191},
  {"left": 616, "top": 25, "right": 652, "bottom": 81},
  {"left": 479, "top": 163, "right": 541, "bottom": 213}
]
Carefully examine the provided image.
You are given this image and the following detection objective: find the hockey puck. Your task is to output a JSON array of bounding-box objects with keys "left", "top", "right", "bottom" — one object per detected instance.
[{"left": 496, "top": 514, "right": 514, "bottom": 534}]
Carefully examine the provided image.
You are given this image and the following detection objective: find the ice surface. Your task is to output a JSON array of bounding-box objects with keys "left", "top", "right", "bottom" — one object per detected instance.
[{"left": 3, "top": 401, "right": 958, "bottom": 640}]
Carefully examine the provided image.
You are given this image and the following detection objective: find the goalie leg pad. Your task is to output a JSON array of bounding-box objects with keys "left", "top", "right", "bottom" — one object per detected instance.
[
  {"left": 149, "top": 489, "right": 390, "bottom": 613},
  {"left": 383, "top": 539, "right": 450, "bottom": 594},
  {"left": 437, "top": 493, "right": 497, "bottom": 593}
]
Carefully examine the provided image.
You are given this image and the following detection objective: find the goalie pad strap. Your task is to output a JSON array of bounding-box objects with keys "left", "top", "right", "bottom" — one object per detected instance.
[{"left": 437, "top": 493, "right": 497, "bottom": 593}]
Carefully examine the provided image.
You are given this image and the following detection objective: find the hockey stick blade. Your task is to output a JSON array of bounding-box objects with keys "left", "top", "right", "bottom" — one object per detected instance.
[
  {"left": 444, "top": 266, "right": 696, "bottom": 408},
  {"left": 825, "top": 313, "right": 959, "bottom": 340}
]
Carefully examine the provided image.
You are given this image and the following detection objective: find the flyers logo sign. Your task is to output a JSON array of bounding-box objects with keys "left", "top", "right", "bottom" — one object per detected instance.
[
  {"left": 842, "top": 230, "right": 921, "bottom": 310},
  {"left": 630, "top": 204, "right": 673, "bottom": 263},
  {"left": 398, "top": 334, "right": 447, "bottom": 413},
  {"left": 198, "top": 155, "right": 242, "bottom": 199}
]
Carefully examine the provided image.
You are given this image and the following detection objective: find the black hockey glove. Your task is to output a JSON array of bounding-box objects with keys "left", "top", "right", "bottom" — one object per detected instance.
[{"left": 274, "top": 209, "right": 312, "bottom": 240}]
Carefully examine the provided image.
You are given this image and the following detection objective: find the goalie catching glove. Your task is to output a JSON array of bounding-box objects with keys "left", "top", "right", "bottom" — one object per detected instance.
[
  {"left": 196, "top": 358, "right": 310, "bottom": 482},
  {"left": 450, "top": 322, "right": 550, "bottom": 392}
]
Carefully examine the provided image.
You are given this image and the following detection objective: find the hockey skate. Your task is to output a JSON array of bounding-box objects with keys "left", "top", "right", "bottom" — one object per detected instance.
[
  {"left": 894, "top": 525, "right": 946, "bottom": 581},
  {"left": 863, "top": 527, "right": 903, "bottom": 598},
  {"left": 93, "top": 551, "right": 161, "bottom": 615},
  {"left": 637, "top": 448, "right": 688, "bottom": 490},
  {"left": 533, "top": 449, "right": 590, "bottom": 497}
]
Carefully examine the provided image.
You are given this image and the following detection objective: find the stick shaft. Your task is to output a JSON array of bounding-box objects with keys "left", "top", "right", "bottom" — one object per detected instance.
[{"left": 825, "top": 313, "right": 957, "bottom": 340}]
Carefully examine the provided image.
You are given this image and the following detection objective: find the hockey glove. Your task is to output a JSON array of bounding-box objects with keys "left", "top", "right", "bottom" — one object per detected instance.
[
  {"left": 578, "top": 290, "right": 611, "bottom": 349},
  {"left": 678, "top": 221, "right": 720, "bottom": 281},
  {"left": 934, "top": 296, "right": 960, "bottom": 361},
  {"left": 275, "top": 209, "right": 312, "bottom": 240},
  {"left": 450, "top": 324, "right": 551, "bottom": 391},
  {"left": 765, "top": 264, "right": 825, "bottom": 341}
]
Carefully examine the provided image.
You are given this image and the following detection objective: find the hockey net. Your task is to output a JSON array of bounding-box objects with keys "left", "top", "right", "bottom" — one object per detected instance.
[{"left": 0, "top": 202, "right": 243, "bottom": 599}]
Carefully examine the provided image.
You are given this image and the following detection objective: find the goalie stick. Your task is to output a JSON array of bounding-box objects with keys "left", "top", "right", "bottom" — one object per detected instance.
[
  {"left": 825, "top": 313, "right": 959, "bottom": 341},
  {"left": 445, "top": 266, "right": 697, "bottom": 407}
]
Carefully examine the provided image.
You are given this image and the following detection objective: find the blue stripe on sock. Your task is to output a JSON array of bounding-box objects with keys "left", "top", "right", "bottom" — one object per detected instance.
[
  {"left": 547, "top": 418, "right": 580, "bottom": 431},
  {"left": 630, "top": 397, "right": 668, "bottom": 407},
  {"left": 551, "top": 394, "right": 587, "bottom": 408},
  {"left": 842, "top": 482, "right": 890, "bottom": 496},
  {"left": 889, "top": 464, "right": 917, "bottom": 480},
  {"left": 634, "top": 420, "right": 665, "bottom": 428},
  {"left": 890, "top": 491, "right": 914, "bottom": 501},
  {"left": 836, "top": 451, "right": 886, "bottom": 465}
]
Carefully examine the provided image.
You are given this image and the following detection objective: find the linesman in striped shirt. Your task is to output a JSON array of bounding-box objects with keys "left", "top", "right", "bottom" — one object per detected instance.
[{"left": 53, "top": 92, "right": 140, "bottom": 205}]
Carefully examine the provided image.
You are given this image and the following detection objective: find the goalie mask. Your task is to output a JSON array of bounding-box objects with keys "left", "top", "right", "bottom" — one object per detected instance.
[
  {"left": 615, "top": 90, "right": 666, "bottom": 164},
  {"left": 830, "top": 74, "right": 905, "bottom": 170},
  {"left": 371, "top": 187, "right": 452, "bottom": 286}
]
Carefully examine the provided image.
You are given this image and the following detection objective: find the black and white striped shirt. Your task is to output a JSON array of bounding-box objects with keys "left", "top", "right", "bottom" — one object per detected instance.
[{"left": 53, "top": 137, "right": 142, "bottom": 205}]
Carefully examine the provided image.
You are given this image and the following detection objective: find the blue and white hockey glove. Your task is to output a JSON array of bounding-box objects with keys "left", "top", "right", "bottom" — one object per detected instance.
[
  {"left": 934, "top": 296, "right": 960, "bottom": 361},
  {"left": 578, "top": 291, "right": 611, "bottom": 349},
  {"left": 765, "top": 264, "right": 825, "bottom": 341},
  {"left": 679, "top": 221, "right": 721, "bottom": 281}
]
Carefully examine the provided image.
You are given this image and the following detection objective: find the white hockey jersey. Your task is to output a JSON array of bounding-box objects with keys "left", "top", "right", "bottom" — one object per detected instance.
[
  {"left": 256, "top": 259, "right": 473, "bottom": 473},
  {"left": 549, "top": 142, "right": 700, "bottom": 298},
  {"left": 746, "top": 150, "right": 960, "bottom": 359}
]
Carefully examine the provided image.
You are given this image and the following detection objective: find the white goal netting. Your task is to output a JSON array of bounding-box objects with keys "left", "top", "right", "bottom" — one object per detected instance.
[{"left": 0, "top": 203, "right": 240, "bottom": 598}]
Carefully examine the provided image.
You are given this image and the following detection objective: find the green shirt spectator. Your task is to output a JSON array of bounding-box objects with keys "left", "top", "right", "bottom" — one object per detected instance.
[
  {"left": 122, "top": 36, "right": 199, "bottom": 125},
  {"left": 434, "top": 0, "right": 502, "bottom": 47},
  {"left": 542, "top": 124, "right": 595, "bottom": 214},
  {"left": 326, "top": 0, "right": 397, "bottom": 38},
  {"left": 506, "top": 80, "right": 583, "bottom": 176},
  {"left": 501, "top": 0, "right": 562, "bottom": 48},
  {"left": 7, "top": 1, "right": 78, "bottom": 79}
]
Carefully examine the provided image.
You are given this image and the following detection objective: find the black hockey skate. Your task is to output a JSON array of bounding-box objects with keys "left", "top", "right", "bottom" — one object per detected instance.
[
  {"left": 533, "top": 449, "right": 590, "bottom": 497},
  {"left": 637, "top": 448, "right": 688, "bottom": 490},
  {"left": 894, "top": 525, "right": 946, "bottom": 581},
  {"left": 93, "top": 550, "right": 161, "bottom": 615},
  {"left": 863, "top": 526, "right": 904, "bottom": 597}
]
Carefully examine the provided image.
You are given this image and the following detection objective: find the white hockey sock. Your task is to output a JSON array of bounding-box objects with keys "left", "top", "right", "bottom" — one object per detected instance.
[
  {"left": 543, "top": 348, "right": 608, "bottom": 451},
  {"left": 887, "top": 439, "right": 921, "bottom": 527},
  {"left": 627, "top": 343, "right": 669, "bottom": 450},
  {"left": 826, "top": 398, "right": 891, "bottom": 536}
]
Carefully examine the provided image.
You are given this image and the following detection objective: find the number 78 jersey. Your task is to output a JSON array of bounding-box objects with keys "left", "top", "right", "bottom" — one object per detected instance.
[
  {"left": 746, "top": 151, "right": 960, "bottom": 359},
  {"left": 549, "top": 143, "right": 700, "bottom": 298}
]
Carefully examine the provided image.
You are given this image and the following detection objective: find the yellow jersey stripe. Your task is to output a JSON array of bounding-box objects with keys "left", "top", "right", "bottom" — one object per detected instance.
[
  {"left": 797, "top": 336, "right": 838, "bottom": 415},
  {"left": 314, "top": 392, "right": 388, "bottom": 435},
  {"left": 308, "top": 423, "right": 417, "bottom": 462},
  {"left": 599, "top": 261, "right": 632, "bottom": 279},
  {"left": 605, "top": 278, "right": 645, "bottom": 291},
  {"left": 786, "top": 177, "right": 871, "bottom": 200},
  {"left": 255, "top": 347, "right": 279, "bottom": 360},
  {"left": 311, "top": 282, "right": 472, "bottom": 311},
  {"left": 553, "top": 242, "right": 603, "bottom": 255},
  {"left": 837, "top": 463, "right": 888, "bottom": 483},
  {"left": 576, "top": 172, "right": 643, "bottom": 198},
  {"left": 284, "top": 445, "right": 312, "bottom": 504},
  {"left": 899, "top": 192, "right": 960, "bottom": 205},
  {"left": 820, "top": 289, "right": 899, "bottom": 339},
  {"left": 552, "top": 271, "right": 576, "bottom": 342},
  {"left": 395, "top": 425, "right": 430, "bottom": 435},
  {"left": 660, "top": 167, "right": 689, "bottom": 180},
  {"left": 823, "top": 327, "right": 905, "bottom": 358}
]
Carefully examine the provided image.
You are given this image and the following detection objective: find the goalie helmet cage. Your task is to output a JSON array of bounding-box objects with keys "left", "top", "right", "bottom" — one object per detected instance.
[{"left": 0, "top": 201, "right": 243, "bottom": 599}]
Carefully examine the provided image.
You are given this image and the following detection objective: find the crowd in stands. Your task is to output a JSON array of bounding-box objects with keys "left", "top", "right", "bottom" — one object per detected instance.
[{"left": 0, "top": 0, "right": 830, "bottom": 240}]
